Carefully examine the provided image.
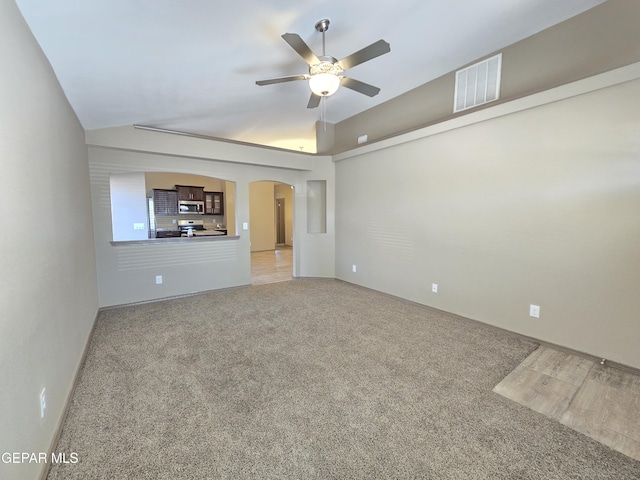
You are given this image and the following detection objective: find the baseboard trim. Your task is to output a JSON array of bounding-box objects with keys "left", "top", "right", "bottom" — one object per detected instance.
[
  {"left": 335, "top": 278, "right": 640, "bottom": 376},
  {"left": 99, "top": 283, "right": 252, "bottom": 310},
  {"left": 524, "top": 338, "right": 640, "bottom": 377},
  {"left": 39, "top": 309, "right": 100, "bottom": 480}
]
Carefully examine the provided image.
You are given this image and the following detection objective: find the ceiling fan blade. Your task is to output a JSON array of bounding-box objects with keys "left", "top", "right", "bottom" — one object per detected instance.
[
  {"left": 307, "top": 93, "right": 321, "bottom": 109},
  {"left": 282, "top": 33, "right": 320, "bottom": 65},
  {"left": 256, "top": 74, "right": 309, "bottom": 86},
  {"left": 337, "top": 39, "right": 390, "bottom": 70},
  {"left": 341, "top": 77, "right": 381, "bottom": 97}
]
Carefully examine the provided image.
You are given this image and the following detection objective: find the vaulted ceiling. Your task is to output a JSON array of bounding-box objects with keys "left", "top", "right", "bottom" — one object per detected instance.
[{"left": 16, "top": 0, "right": 605, "bottom": 153}]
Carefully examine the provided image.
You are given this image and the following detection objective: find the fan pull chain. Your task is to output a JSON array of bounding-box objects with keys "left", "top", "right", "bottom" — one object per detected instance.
[{"left": 321, "top": 96, "right": 327, "bottom": 131}]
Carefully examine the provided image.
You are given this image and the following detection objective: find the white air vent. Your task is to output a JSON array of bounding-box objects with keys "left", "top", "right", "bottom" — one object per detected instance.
[{"left": 454, "top": 53, "right": 502, "bottom": 113}]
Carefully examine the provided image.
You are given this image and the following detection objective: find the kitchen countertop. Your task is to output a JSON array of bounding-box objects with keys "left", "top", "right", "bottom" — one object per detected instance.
[{"left": 111, "top": 235, "right": 240, "bottom": 246}]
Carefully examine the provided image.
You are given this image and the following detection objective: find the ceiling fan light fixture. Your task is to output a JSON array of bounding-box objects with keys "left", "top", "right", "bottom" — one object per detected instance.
[
  {"left": 309, "top": 73, "right": 341, "bottom": 97},
  {"left": 308, "top": 60, "right": 343, "bottom": 97},
  {"left": 255, "top": 19, "right": 389, "bottom": 108}
]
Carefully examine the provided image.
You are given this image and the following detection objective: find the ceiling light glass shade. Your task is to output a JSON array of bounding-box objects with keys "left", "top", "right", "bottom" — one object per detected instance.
[{"left": 309, "top": 73, "right": 340, "bottom": 97}]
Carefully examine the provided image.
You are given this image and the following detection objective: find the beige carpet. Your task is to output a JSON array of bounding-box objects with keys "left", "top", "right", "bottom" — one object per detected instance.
[{"left": 48, "top": 279, "right": 640, "bottom": 479}]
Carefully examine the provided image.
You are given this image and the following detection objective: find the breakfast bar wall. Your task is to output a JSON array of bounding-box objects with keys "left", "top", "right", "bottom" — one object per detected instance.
[{"left": 87, "top": 128, "right": 335, "bottom": 308}]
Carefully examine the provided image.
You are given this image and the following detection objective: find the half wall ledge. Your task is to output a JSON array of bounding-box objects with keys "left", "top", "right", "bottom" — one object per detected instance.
[{"left": 110, "top": 235, "right": 241, "bottom": 246}]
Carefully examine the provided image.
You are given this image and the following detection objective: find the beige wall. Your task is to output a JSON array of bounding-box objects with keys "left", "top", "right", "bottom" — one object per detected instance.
[
  {"left": 249, "top": 181, "right": 276, "bottom": 252},
  {"left": 86, "top": 125, "right": 316, "bottom": 171},
  {"left": 330, "top": 0, "right": 640, "bottom": 154},
  {"left": 87, "top": 133, "right": 335, "bottom": 307},
  {"left": 249, "top": 182, "right": 295, "bottom": 250},
  {"left": 335, "top": 79, "right": 640, "bottom": 369},
  {"left": 0, "top": 1, "right": 99, "bottom": 479},
  {"left": 145, "top": 172, "right": 226, "bottom": 192},
  {"left": 225, "top": 181, "right": 236, "bottom": 235}
]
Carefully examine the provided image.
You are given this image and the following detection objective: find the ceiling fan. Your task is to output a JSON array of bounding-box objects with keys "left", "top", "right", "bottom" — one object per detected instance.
[{"left": 256, "top": 19, "right": 391, "bottom": 108}]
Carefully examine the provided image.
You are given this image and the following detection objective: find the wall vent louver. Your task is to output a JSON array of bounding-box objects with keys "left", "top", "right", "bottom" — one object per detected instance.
[{"left": 454, "top": 53, "right": 502, "bottom": 113}]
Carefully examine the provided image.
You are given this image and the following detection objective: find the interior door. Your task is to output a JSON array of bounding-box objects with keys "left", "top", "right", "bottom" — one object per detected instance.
[{"left": 275, "top": 199, "right": 285, "bottom": 245}]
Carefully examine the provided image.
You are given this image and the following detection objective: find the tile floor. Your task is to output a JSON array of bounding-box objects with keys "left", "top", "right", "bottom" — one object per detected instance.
[
  {"left": 494, "top": 345, "right": 640, "bottom": 461},
  {"left": 251, "top": 246, "right": 293, "bottom": 285}
]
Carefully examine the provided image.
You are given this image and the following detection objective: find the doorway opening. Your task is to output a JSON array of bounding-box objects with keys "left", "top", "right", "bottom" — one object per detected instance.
[
  {"left": 249, "top": 181, "right": 295, "bottom": 285},
  {"left": 275, "top": 198, "right": 286, "bottom": 245}
]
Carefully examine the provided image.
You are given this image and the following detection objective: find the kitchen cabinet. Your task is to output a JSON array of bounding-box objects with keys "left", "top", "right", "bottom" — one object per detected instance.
[
  {"left": 152, "top": 189, "right": 178, "bottom": 215},
  {"left": 175, "top": 185, "right": 204, "bottom": 201},
  {"left": 204, "top": 191, "right": 224, "bottom": 215}
]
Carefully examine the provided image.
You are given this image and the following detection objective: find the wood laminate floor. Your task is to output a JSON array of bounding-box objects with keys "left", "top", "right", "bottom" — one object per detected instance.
[
  {"left": 494, "top": 345, "right": 640, "bottom": 461},
  {"left": 251, "top": 246, "right": 293, "bottom": 285}
]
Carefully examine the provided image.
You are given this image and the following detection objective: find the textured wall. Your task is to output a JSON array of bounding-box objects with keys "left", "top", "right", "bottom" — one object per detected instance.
[
  {"left": 336, "top": 79, "right": 640, "bottom": 369},
  {"left": 88, "top": 145, "right": 335, "bottom": 307},
  {"left": 0, "top": 1, "right": 99, "bottom": 478}
]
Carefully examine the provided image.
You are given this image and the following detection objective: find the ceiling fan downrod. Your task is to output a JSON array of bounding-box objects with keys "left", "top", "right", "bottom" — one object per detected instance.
[{"left": 314, "top": 19, "right": 330, "bottom": 57}]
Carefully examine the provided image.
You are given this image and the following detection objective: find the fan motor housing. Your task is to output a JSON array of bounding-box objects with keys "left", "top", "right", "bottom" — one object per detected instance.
[{"left": 309, "top": 56, "right": 343, "bottom": 76}]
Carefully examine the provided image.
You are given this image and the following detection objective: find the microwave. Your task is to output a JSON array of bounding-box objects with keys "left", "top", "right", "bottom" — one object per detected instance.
[{"left": 178, "top": 200, "right": 204, "bottom": 215}]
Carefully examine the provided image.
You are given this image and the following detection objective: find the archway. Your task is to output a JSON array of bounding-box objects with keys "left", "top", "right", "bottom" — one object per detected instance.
[{"left": 249, "top": 181, "right": 295, "bottom": 285}]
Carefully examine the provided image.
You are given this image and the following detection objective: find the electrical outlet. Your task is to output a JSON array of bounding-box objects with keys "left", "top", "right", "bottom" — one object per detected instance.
[
  {"left": 432, "top": 283, "right": 438, "bottom": 293},
  {"left": 352, "top": 265, "right": 357, "bottom": 273},
  {"left": 40, "top": 388, "right": 46, "bottom": 419},
  {"left": 529, "top": 304, "right": 540, "bottom": 318},
  {"left": 155, "top": 275, "right": 163, "bottom": 285}
]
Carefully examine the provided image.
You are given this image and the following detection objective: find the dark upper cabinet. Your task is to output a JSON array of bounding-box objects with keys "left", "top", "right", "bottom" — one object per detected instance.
[
  {"left": 153, "top": 189, "right": 178, "bottom": 215},
  {"left": 204, "top": 191, "right": 224, "bottom": 215},
  {"left": 175, "top": 185, "right": 205, "bottom": 201}
]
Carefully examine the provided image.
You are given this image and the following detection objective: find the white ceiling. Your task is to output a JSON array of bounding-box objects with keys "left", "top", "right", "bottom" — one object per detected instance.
[{"left": 16, "top": 0, "right": 604, "bottom": 152}]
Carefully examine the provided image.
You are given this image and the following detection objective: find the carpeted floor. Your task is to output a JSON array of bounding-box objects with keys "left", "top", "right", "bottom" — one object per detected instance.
[{"left": 48, "top": 279, "right": 640, "bottom": 479}]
